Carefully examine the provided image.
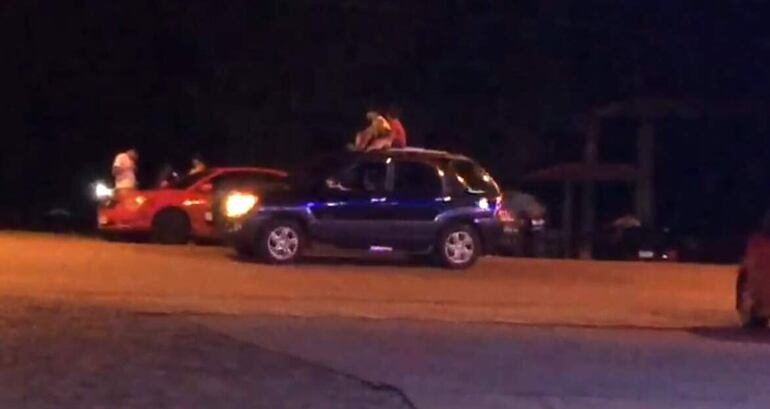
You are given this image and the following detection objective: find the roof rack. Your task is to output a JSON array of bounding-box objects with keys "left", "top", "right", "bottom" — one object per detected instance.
[{"left": 387, "top": 147, "right": 450, "bottom": 155}]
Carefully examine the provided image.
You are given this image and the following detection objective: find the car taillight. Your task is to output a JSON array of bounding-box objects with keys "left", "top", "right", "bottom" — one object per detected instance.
[{"left": 496, "top": 208, "right": 515, "bottom": 222}]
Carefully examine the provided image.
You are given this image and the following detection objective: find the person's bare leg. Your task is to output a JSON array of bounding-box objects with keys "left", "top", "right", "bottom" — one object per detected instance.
[
  {"left": 366, "top": 137, "right": 392, "bottom": 152},
  {"left": 354, "top": 132, "right": 367, "bottom": 151}
]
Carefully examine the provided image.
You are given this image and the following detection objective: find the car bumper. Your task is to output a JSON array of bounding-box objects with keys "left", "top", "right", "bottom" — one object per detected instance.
[
  {"left": 476, "top": 218, "right": 505, "bottom": 255},
  {"left": 222, "top": 214, "right": 270, "bottom": 247},
  {"left": 499, "top": 221, "right": 519, "bottom": 243}
]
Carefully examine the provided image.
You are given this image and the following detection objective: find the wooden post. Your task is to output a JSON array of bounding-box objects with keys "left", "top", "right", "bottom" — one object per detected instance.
[
  {"left": 636, "top": 120, "right": 655, "bottom": 225},
  {"left": 563, "top": 181, "right": 574, "bottom": 258},
  {"left": 580, "top": 117, "right": 599, "bottom": 259}
]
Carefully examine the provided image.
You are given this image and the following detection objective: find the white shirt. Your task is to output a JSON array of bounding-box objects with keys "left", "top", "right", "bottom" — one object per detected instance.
[{"left": 113, "top": 152, "right": 137, "bottom": 189}]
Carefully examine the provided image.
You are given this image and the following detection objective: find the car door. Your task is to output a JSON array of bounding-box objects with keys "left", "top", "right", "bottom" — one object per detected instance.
[
  {"left": 183, "top": 173, "right": 219, "bottom": 235},
  {"left": 380, "top": 160, "right": 447, "bottom": 250},
  {"left": 310, "top": 158, "right": 392, "bottom": 248}
]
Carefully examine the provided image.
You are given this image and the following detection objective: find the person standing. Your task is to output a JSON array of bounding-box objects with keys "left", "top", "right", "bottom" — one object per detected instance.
[
  {"left": 386, "top": 108, "right": 407, "bottom": 148},
  {"left": 112, "top": 148, "right": 138, "bottom": 193},
  {"left": 156, "top": 163, "right": 177, "bottom": 188},
  {"left": 189, "top": 154, "right": 207, "bottom": 176}
]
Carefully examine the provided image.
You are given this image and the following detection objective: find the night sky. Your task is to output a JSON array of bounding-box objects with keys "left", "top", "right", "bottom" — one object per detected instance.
[{"left": 2, "top": 1, "right": 770, "bottom": 248}]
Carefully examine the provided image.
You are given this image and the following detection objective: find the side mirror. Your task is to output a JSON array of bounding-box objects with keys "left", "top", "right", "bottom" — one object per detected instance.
[
  {"left": 198, "top": 182, "right": 214, "bottom": 193},
  {"left": 325, "top": 178, "right": 343, "bottom": 191}
]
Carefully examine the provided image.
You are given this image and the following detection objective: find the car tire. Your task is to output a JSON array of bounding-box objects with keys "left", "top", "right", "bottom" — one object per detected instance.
[
  {"left": 234, "top": 243, "right": 254, "bottom": 259},
  {"left": 737, "top": 269, "right": 768, "bottom": 329},
  {"left": 257, "top": 220, "right": 305, "bottom": 264},
  {"left": 152, "top": 209, "right": 191, "bottom": 245},
  {"left": 436, "top": 224, "right": 480, "bottom": 269},
  {"left": 99, "top": 231, "right": 120, "bottom": 242}
]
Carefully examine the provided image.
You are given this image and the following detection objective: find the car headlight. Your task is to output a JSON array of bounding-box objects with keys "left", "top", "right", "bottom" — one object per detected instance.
[
  {"left": 225, "top": 192, "right": 259, "bottom": 218},
  {"left": 94, "top": 182, "right": 114, "bottom": 200}
]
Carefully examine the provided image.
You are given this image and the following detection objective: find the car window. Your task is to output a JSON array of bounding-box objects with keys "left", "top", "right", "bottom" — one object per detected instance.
[
  {"left": 289, "top": 154, "right": 348, "bottom": 188},
  {"left": 393, "top": 161, "right": 442, "bottom": 197},
  {"left": 336, "top": 161, "right": 388, "bottom": 193},
  {"left": 451, "top": 160, "right": 500, "bottom": 195},
  {"left": 168, "top": 170, "right": 212, "bottom": 189},
  {"left": 212, "top": 171, "right": 284, "bottom": 191}
]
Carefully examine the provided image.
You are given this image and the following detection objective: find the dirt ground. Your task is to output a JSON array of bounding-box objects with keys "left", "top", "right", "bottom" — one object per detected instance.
[{"left": 0, "top": 232, "right": 739, "bottom": 328}]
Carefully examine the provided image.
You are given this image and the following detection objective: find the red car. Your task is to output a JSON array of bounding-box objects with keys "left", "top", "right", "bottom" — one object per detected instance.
[
  {"left": 737, "top": 218, "right": 770, "bottom": 328},
  {"left": 97, "top": 167, "right": 287, "bottom": 243}
]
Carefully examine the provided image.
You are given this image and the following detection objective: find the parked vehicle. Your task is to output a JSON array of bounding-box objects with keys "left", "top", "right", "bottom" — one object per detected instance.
[
  {"left": 594, "top": 225, "right": 680, "bottom": 262},
  {"left": 225, "top": 148, "right": 506, "bottom": 269},
  {"left": 97, "top": 167, "right": 286, "bottom": 244},
  {"left": 736, "top": 214, "right": 770, "bottom": 328},
  {"left": 497, "top": 191, "right": 547, "bottom": 257}
]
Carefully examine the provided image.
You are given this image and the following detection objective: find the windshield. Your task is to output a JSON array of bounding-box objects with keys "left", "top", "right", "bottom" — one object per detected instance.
[
  {"left": 167, "top": 170, "right": 212, "bottom": 189},
  {"left": 451, "top": 159, "right": 500, "bottom": 196},
  {"left": 287, "top": 154, "right": 348, "bottom": 187}
]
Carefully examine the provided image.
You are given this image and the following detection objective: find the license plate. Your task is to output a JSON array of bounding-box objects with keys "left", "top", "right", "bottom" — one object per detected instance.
[
  {"left": 638, "top": 250, "right": 655, "bottom": 259},
  {"left": 98, "top": 215, "right": 108, "bottom": 225},
  {"left": 204, "top": 211, "right": 213, "bottom": 222}
]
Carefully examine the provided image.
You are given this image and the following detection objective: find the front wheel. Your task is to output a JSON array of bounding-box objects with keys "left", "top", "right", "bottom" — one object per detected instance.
[
  {"left": 737, "top": 270, "right": 768, "bottom": 329},
  {"left": 257, "top": 220, "right": 305, "bottom": 264},
  {"left": 436, "top": 224, "right": 480, "bottom": 269},
  {"left": 152, "top": 209, "right": 191, "bottom": 245}
]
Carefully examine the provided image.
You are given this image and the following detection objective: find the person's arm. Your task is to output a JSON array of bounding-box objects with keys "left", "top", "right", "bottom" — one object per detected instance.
[{"left": 377, "top": 117, "right": 392, "bottom": 133}]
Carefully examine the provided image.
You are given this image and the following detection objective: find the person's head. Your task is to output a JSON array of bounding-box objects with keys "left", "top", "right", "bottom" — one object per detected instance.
[
  {"left": 126, "top": 149, "right": 138, "bottom": 161},
  {"left": 366, "top": 111, "right": 381, "bottom": 121}
]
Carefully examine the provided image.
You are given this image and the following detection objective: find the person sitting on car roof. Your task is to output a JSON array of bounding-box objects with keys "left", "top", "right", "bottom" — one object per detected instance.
[
  {"left": 353, "top": 111, "right": 392, "bottom": 152},
  {"left": 386, "top": 107, "right": 407, "bottom": 148}
]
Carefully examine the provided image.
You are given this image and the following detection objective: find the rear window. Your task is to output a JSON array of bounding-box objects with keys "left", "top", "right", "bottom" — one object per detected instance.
[{"left": 451, "top": 160, "right": 500, "bottom": 195}]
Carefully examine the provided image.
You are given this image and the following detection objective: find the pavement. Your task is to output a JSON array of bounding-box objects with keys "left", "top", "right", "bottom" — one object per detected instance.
[
  {"left": 0, "top": 300, "right": 413, "bottom": 409},
  {"left": 198, "top": 315, "right": 770, "bottom": 409},
  {"left": 0, "top": 232, "right": 758, "bottom": 408}
]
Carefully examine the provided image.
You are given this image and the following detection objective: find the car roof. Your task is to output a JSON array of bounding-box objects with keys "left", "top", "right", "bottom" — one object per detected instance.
[
  {"left": 208, "top": 167, "right": 288, "bottom": 177},
  {"left": 356, "top": 147, "right": 472, "bottom": 162}
]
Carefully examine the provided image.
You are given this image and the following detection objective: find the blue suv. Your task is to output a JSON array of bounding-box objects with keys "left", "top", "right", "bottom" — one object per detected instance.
[{"left": 225, "top": 148, "right": 505, "bottom": 269}]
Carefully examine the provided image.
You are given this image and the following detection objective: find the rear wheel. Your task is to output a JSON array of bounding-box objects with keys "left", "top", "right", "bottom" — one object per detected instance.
[
  {"left": 737, "top": 270, "right": 768, "bottom": 329},
  {"left": 152, "top": 209, "right": 190, "bottom": 245},
  {"left": 257, "top": 220, "right": 305, "bottom": 264},
  {"left": 436, "top": 224, "right": 480, "bottom": 269},
  {"left": 99, "top": 231, "right": 120, "bottom": 242}
]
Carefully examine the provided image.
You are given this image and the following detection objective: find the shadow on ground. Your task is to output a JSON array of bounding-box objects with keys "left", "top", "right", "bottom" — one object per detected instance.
[
  {"left": 689, "top": 326, "right": 770, "bottom": 345},
  {"left": 0, "top": 298, "right": 415, "bottom": 409},
  {"left": 228, "top": 251, "right": 441, "bottom": 270}
]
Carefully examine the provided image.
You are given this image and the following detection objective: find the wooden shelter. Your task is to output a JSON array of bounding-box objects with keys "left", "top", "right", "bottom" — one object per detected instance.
[{"left": 526, "top": 97, "right": 768, "bottom": 258}]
